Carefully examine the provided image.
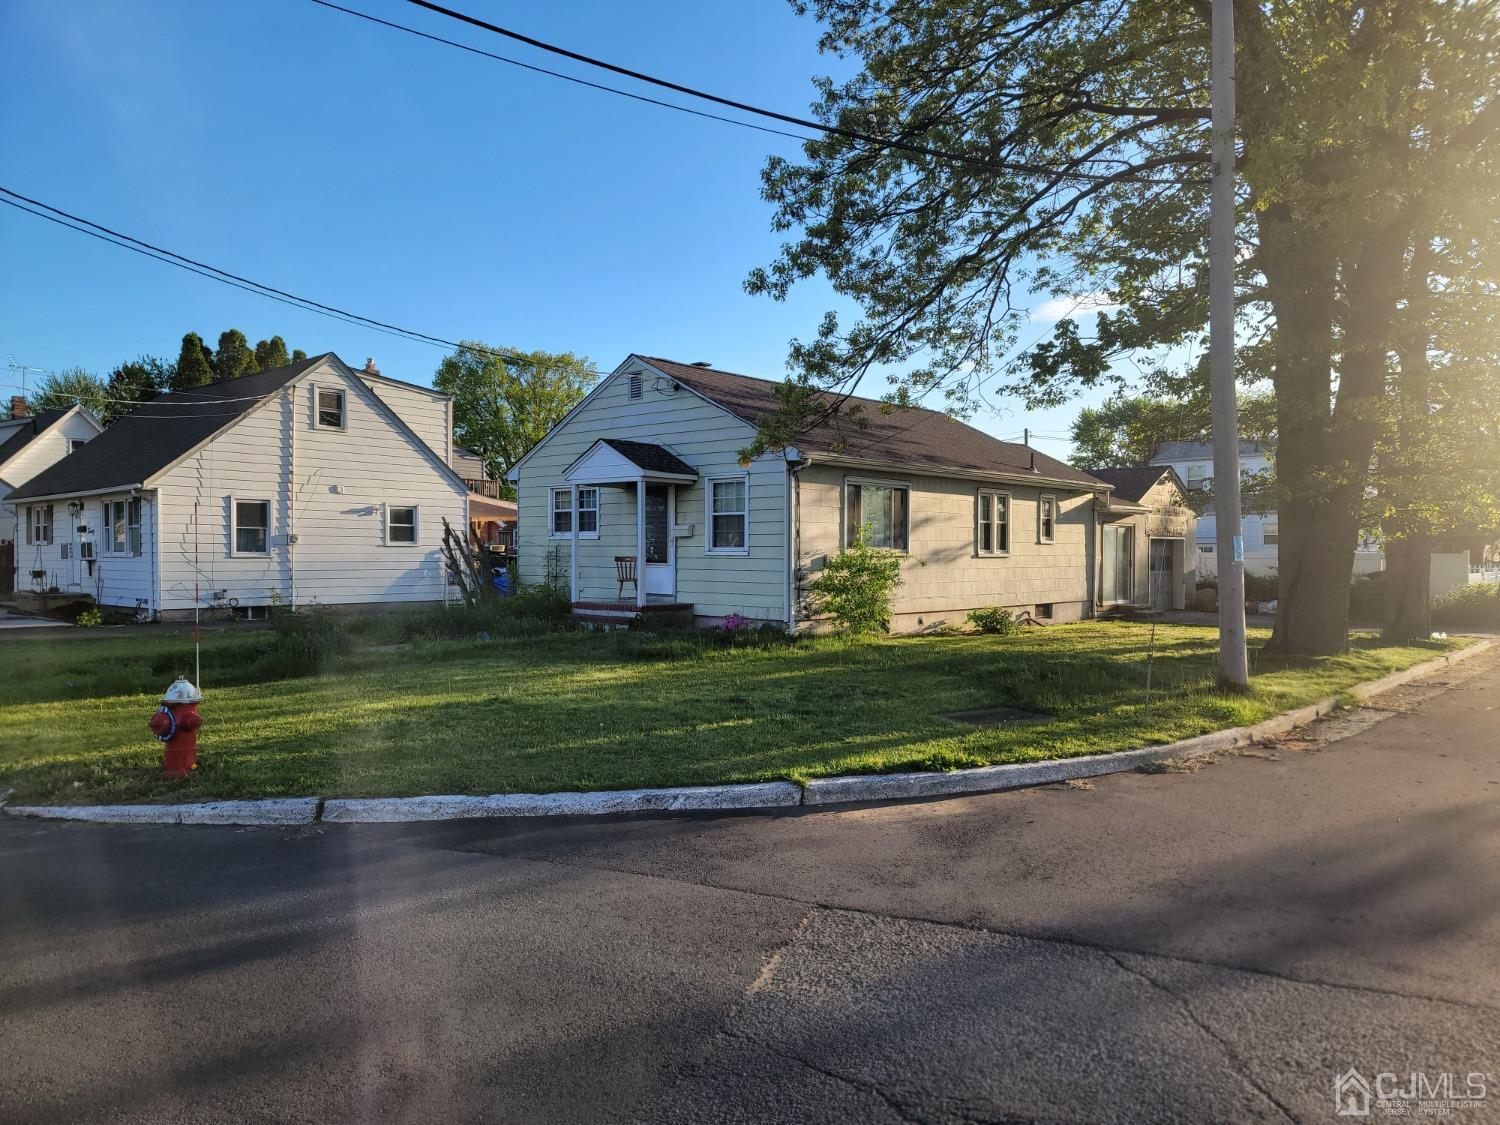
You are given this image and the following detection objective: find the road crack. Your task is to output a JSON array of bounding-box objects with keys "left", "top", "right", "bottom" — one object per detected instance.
[{"left": 1104, "top": 951, "right": 1302, "bottom": 1124}]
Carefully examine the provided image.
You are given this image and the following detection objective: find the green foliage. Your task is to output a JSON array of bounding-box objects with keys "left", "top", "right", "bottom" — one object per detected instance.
[
  {"left": 381, "top": 585, "right": 573, "bottom": 642},
  {"left": 171, "top": 333, "right": 216, "bottom": 391},
  {"left": 102, "top": 356, "right": 172, "bottom": 424},
  {"left": 433, "top": 342, "right": 594, "bottom": 492},
  {"left": 967, "top": 607, "right": 1019, "bottom": 635},
  {"left": 808, "top": 534, "right": 904, "bottom": 634},
  {"left": 1432, "top": 584, "right": 1500, "bottom": 630},
  {"left": 1070, "top": 392, "right": 1277, "bottom": 471},
  {"left": 253, "top": 336, "right": 291, "bottom": 370},
  {"left": 75, "top": 607, "right": 104, "bottom": 628},
  {"left": 292, "top": 349, "right": 308, "bottom": 362},
  {"left": 214, "top": 329, "right": 258, "bottom": 380},
  {"left": 28, "top": 367, "right": 109, "bottom": 418}
]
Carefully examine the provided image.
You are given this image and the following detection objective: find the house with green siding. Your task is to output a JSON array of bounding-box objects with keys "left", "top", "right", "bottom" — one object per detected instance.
[{"left": 509, "top": 355, "right": 1195, "bottom": 630}]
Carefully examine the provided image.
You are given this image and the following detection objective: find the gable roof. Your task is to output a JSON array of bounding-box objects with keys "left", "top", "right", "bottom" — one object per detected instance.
[
  {"left": 1087, "top": 466, "right": 1182, "bottom": 503},
  {"left": 9, "top": 354, "right": 327, "bottom": 500},
  {"left": 0, "top": 408, "right": 72, "bottom": 468},
  {"left": 602, "top": 438, "right": 698, "bottom": 477},
  {"left": 633, "top": 356, "right": 1102, "bottom": 488}
]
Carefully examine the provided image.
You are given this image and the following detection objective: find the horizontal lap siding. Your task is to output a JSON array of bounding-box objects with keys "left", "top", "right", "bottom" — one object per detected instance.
[
  {"left": 796, "top": 464, "right": 1094, "bottom": 624},
  {"left": 516, "top": 367, "right": 788, "bottom": 622},
  {"left": 155, "top": 363, "right": 466, "bottom": 611},
  {"left": 10, "top": 492, "right": 155, "bottom": 611},
  {"left": 361, "top": 379, "right": 451, "bottom": 466},
  {"left": 1, "top": 412, "right": 102, "bottom": 544}
]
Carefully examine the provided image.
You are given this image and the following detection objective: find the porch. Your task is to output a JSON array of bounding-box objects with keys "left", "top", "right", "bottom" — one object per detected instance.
[{"left": 560, "top": 438, "right": 699, "bottom": 619}]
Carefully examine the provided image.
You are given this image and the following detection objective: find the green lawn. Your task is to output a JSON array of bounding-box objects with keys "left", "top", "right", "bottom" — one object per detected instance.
[{"left": 0, "top": 621, "right": 1462, "bottom": 805}]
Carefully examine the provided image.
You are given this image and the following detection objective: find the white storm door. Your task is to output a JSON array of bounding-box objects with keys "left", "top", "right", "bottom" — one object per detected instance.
[{"left": 642, "top": 484, "right": 675, "bottom": 597}]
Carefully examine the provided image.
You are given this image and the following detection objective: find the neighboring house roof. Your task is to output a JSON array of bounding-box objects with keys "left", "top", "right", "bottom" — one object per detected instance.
[
  {"left": 632, "top": 356, "right": 1102, "bottom": 488},
  {"left": 601, "top": 438, "right": 698, "bottom": 477},
  {"left": 1087, "top": 466, "right": 1185, "bottom": 504},
  {"left": 0, "top": 408, "right": 72, "bottom": 468},
  {"left": 1150, "top": 439, "right": 1265, "bottom": 463},
  {"left": 9, "top": 355, "right": 328, "bottom": 500}
]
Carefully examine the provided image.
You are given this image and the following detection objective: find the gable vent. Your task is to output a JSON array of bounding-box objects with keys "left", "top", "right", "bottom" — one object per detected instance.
[{"left": 628, "top": 374, "right": 643, "bottom": 400}]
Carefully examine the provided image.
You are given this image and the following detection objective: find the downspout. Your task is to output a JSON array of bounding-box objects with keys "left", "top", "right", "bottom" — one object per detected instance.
[{"left": 784, "top": 448, "right": 806, "bottom": 630}]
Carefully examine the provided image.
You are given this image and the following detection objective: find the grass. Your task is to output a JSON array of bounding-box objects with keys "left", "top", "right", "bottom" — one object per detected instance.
[{"left": 0, "top": 620, "right": 1466, "bottom": 806}]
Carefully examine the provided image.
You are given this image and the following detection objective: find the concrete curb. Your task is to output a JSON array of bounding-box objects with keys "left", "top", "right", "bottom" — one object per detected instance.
[
  {"left": 3, "top": 639, "right": 1489, "bottom": 826},
  {"left": 321, "top": 782, "right": 802, "bottom": 823},
  {"left": 2, "top": 798, "right": 319, "bottom": 826}
]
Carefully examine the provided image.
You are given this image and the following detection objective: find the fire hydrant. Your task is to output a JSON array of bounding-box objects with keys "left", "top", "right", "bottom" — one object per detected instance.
[{"left": 149, "top": 678, "right": 203, "bottom": 778}]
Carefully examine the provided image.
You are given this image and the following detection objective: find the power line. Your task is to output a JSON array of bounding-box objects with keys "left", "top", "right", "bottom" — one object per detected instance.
[
  {"left": 308, "top": 0, "right": 816, "bottom": 147},
  {"left": 0, "top": 189, "right": 610, "bottom": 377},
  {"left": 336, "top": 0, "right": 1199, "bottom": 187}
]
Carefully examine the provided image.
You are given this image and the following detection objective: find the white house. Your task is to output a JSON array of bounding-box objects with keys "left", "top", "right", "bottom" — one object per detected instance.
[
  {"left": 1148, "top": 439, "right": 1382, "bottom": 578},
  {"left": 8, "top": 353, "right": 469, "bottom": 618},
  {"left": 1, "top": 397, "right": 105, "bottom": 597},
  {"left": 510, "top": 355, "right": 1196, "bottom": 630}
]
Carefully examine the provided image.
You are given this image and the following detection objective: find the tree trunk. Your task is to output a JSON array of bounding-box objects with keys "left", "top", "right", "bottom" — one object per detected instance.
[{"left": 1383, "top": 530, "right": 1431, "bottom": 642}]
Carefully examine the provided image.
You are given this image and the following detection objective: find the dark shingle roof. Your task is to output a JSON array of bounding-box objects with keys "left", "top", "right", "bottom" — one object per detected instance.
[
  {"left": 1087, "top": 466, "right": 1176, "bottom": 503},
  {"left": 9, "top": 354, "right": 328, "bottom": 500},
  {"left": 602, "top": 438, "right": 698, "bottom": 477},
  {"left": 0, "top": 408, "right": 71, "bottom": 468},
  {"left": 634, "top": 356, "right": 1102, "bottom": 488}
]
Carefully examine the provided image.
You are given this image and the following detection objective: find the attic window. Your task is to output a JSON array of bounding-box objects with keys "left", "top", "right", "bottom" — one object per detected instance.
[
  {"left": 628, "top": 374, "right": 643, "bottom": 400},
  {"left": 315, "top": 388, "right": 346, "bottom": 430}
]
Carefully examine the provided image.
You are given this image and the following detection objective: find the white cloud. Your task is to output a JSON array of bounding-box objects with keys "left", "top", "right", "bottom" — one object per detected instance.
[{"left": 1029, "top": 293, "right": 1120, "bottom": 323}]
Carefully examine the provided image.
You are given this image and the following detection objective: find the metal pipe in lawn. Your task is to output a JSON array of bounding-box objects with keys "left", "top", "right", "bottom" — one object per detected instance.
[{"left": 1144, "top": 620, "right": 1157, "bottom": 722}]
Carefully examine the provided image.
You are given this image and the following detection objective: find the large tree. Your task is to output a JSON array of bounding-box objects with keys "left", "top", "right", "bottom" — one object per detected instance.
[
  {"left": 102, "top": 356, "right": 173, "bottom": 424},
  {"left": 747, "top": 0, "right": 1499, "bottom": 654},
  {"left": 433, "top": 343, "right": 594, "bottom": 492},
  {"left": 171, "top": 332, "right": 216, "bottom": 391},
  {"left": 28, "top": 367, "right": 108, "bottom": 418},
  {"left": 253, "top": 335, "right": 291, "bottom": 371},
  {"left": 214, "top": 329, "right": 258, "bottom": 380}
]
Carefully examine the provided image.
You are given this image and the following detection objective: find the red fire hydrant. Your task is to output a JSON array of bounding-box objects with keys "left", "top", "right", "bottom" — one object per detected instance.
[{"left": 149, "top": 678, "right": 203, "bottom": 778}]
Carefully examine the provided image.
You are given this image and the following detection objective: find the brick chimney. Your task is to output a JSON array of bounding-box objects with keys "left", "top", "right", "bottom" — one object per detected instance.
[
  {"left": 10, "top": 395, "right": 27, "bottom": 419},
  {"left": 363, "top": 357, "right": 381, "bottom": 376}
]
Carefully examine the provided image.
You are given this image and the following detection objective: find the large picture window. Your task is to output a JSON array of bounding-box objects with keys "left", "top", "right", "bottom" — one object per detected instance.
[
  {"left": 708, "top": 476, "right": 748, "bottom": 553},
  {"left": 977, "top": 491, "right": 1009, "bottom": 555},
  {"left": 845, "top": 481, "right": 909, "bottom": 551},
  {"left": 233, "top": 499, "right": 270, "bottom": 555}
]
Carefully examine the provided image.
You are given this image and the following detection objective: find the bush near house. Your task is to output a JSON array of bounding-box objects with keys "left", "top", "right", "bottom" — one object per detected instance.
[
  {"left": 1432, "top": 583, "right": 1500, "bottom": 630},
  {"left": 807, "top": 534, "right": 904, "bottom": 634},
  {"left": 967, "top": 607, "right": 1020, "bottom": 635}
]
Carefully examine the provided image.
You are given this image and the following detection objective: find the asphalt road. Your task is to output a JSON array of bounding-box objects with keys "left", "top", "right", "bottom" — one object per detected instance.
[{"left": 3, "top": 650, "right": 1498, "bottom": 1123}]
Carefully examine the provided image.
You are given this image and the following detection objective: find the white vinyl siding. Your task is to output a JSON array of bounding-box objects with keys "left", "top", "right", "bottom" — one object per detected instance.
[
  {"left": 152, "top": 358, "right": 467, "bottom": 612},
  {"left": 514, "top": 364, "right": 788, "bottom": 623}
]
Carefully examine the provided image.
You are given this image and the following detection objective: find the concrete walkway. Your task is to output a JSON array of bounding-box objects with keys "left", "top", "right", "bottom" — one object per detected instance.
[{"left": 2, "top": 648, "right": 1498, "bottom": 1122}]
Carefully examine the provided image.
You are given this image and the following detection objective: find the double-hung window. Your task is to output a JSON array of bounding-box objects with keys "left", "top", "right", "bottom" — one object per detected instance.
[
  {"left": 1260, "top": 518, "right": 1279, "bottom": 546},
  {"left": 707, "top": 476, "right": 748, "bottom": 553},
  {"left": 386, "top": 505, "right": 417, "bottom": 544},
  {"left": 845, "top": 481, "right": 909, "bottom": 551},
  {"left": 1037, "top": 495, "right": 1057, "bottom": 544},
  {"left": 28, "top": 504, "right": 53, "bottom": 545},
  {"left": 233, "top": 499, "right": 270, "bottom": 555},
  {"left": 977, "top": 491, "right": 1009, "bottom": 555},
  {"left": 551, "top": 488, "right": 599, "bottom": 537},
  {"left": 103, "top": 498, "right": 142, "bottom": 555},
  {"left": 315, "top": 387, "right": 346, "bottom": 430}
]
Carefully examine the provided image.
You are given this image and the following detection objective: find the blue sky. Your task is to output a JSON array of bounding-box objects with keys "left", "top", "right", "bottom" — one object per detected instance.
[{"left": 0, "top": 0, "right": 1106, "bottom": 456}]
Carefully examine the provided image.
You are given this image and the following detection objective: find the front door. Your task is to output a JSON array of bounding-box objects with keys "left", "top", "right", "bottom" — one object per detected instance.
[
  {"left": 1149, "top": 538, "right": 1175, "bottom": 610},
  {"left": 642, "top": 484, "right": 675, "bottom": 597}
]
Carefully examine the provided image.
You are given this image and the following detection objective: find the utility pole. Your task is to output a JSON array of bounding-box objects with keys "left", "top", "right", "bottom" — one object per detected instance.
[{"left": 1210, "top": 0, "right": 1248, "bottom": 688}]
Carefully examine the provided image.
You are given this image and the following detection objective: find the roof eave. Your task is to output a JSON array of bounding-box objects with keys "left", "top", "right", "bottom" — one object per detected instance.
[
  {"left": 801, "top": 451, "right": 1098, "bottom": 492},
  {"left": 10, "top": 482, "right": 147, "bottom": 503}
]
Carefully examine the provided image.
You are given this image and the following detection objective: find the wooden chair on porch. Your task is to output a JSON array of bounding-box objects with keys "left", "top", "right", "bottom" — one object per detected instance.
[{"left": 614, "top": 555, "right": 638, "bottom": 600}]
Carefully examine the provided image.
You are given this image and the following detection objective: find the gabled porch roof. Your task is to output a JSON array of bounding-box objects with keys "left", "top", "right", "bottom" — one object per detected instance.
[{"left": 564, "top": 438, "right": 698, "bottom": 485}]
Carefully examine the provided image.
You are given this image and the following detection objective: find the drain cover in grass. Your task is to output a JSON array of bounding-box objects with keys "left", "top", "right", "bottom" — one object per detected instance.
[{"left": 944, "top": 706, "right": 1050, "bottom": 727}]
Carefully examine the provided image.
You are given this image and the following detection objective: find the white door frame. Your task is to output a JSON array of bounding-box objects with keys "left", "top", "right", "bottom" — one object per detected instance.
[{"left": 643, "top": 484, "right": 676, "bottom": 598}]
